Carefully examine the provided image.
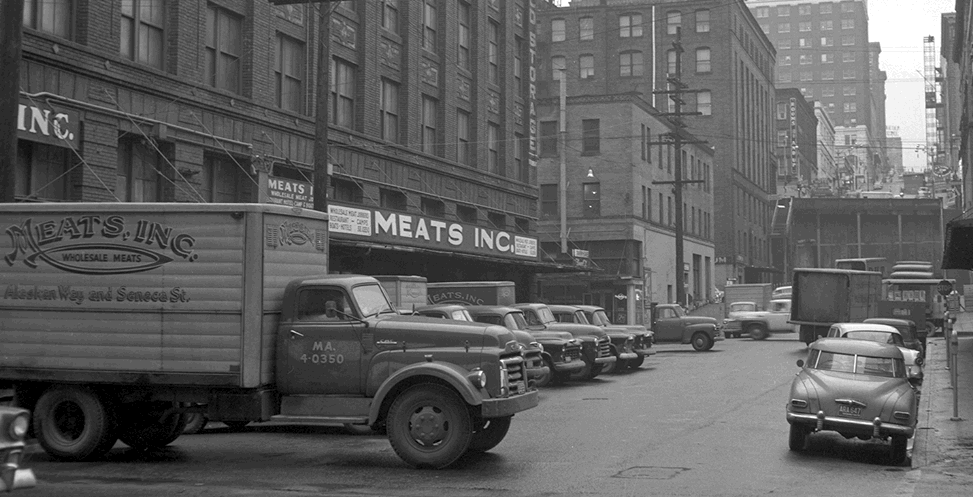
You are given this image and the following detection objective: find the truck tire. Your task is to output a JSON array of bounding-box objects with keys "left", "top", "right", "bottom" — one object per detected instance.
[
  {"left": 118, "top": 402, "right": 187, "bottom": 450},
  {"left": 889, "top": 435, "right": 908, "bottom": 466},
  {"left": 533, "top": 358, "right": 555, "bottom": 388},
  {"left": 33, "top": 386, "right": 118, "bottom": 461},
  {"left": 788, "top": 424, "right": 808, "bottom": 451},
  {"left": 588, "top": 364, "right": 604, "bottom": 380},
  {"left": 628, "top": 354, "right": 645, "bottom": 370},
  {"left": 748, "top": 324, "right": 769, "bottom": 340},
  {"left": 691, "top": 332, "right": 713, "bottom": 352},
  {"left": 600, "top": 346, "right": 619, "bottom": 374},
  {"left": 182, "top": 413, "right": 209, "bottom": 434},
  {"left": 386, "top": 383, "right": 473, "bottom": 469},
  {"left": 568, "top": 360, "right": 594, "bottom": 382},
  {"left": 468, "top": 416, "right": 512, "bottom": 453}
]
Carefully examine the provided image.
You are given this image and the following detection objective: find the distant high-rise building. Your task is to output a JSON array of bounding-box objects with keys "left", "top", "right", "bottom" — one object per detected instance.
[{"left": 886, "top": 127, "right": 904, "bottom": 176}]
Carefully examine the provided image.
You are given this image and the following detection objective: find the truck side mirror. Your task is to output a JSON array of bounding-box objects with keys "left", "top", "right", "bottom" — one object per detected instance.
[{"left": 325, "top": 301, "right": 337, "bottom": 318}]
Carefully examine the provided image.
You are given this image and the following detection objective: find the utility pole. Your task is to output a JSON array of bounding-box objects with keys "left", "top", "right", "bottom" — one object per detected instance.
[
  {"left": 559, "top": 70, "right": 567, "bottom": 254},
  {"left": 0, "top": 0, "right": 24, "bottom": 203},
  {"left": 649, "top": 28, "right": 706, "bottom": 306},
  {"left": 312, "top": 2, "right": 333, "bottom": 213}
]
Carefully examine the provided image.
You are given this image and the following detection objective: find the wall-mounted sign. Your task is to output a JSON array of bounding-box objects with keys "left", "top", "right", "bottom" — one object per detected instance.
[
  {"left": 328, "top": 203, "right": 539, "bottom": 261},
  {"left": 266, "top": 177, "right": 313, "bottom": 209},
  {"left": 17, "top": 96, "right": 81, "bottom": 149},
  {"left": 572, "top": 248, "right": 589, "bottom": 258}
]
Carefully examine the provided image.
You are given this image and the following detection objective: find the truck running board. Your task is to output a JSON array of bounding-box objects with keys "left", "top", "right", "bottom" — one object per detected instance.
[{"left": 270, "top": 415, "right": 369, "bottom": 425}]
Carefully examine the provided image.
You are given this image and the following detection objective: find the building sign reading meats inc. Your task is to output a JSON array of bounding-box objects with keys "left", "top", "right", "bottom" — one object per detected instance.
[
  {"left": 17, "top": 96, "right": 81, "bottom": 149},
  {"left": 328, "top": 203, "right": 538, "bottom": 261},
  {"left": 266, "top": 177, "right": 313, "bottom": 209}
]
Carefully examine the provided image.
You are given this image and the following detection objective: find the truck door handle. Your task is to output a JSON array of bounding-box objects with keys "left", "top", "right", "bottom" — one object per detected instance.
[{"left": 289, "top": 330, "right": 304, "bottom": 339}]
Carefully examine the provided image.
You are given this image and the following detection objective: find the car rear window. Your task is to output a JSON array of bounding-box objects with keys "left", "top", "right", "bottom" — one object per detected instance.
[
  {"left": 843, "top": 331, "right": 903, "bottom": 346},
  {"left": 809, "top": 350, "right": 904, "bottom": 378}
]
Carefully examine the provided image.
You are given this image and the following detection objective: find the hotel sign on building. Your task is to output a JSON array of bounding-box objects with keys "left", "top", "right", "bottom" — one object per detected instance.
[{"left": 328, "top": 203, "right": 539, "bottom": 262}]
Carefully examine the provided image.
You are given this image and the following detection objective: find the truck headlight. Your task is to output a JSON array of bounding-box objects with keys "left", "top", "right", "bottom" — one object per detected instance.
[
  {"left": 9, "top": 411, "right": 29, "bottom": 440},
  {"left": 467, "top": 368, "right": 487, "bottom": 389},
  {"left": 531, "top": 342, "right": 544, "bottom": 353}
]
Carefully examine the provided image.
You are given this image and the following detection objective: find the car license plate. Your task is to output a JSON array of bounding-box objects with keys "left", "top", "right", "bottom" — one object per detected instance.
[{"left": 838, "top": 404, "right": 863, "bottom": 417}]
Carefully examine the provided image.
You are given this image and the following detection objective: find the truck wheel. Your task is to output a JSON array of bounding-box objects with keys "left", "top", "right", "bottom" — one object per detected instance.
[
  {"left": 748, "top": 324, "right": 769, "bottom": 340},
  {"left": 182, "top": 413, "right": 209, "bottom": 434},
  {"left": 788, "top": 424, "right": 808, "bottom": 451},
  {"left": 533, "top": 358, "right": 554, "bottom": 388},
  {"left": 691, "top": 332, "right": 713, "bottom": 352},
  {"left": 118, "top": 402, "right": 187, "bottom": 449},
  {"left": 33, "top": 386, "right": 118, "bottom": 461},
  {"left": 387, "top": 384, "right": 473, "bottom": 469},
  {"left": 889, "top": 435, "right": 908, "bottom": 465},
  {"left": 468, "top": 416, "right": 512, "bottom": 453},
  {"left": 587, "top": 364, "right": 604, "bottom": 380},
  {"left": 568, "top": 361, "right": 593, "bottom": 382},
  {"left": 600, "top": 347, "right": 619, "bottom": 375},
  {"left": 628, "top": 354, "right": 645, "bottom": 370}
]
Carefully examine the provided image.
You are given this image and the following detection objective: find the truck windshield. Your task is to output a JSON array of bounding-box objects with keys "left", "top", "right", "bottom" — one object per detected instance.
[
  {"left": 573, "top": 311, "right": 590, "bottom": 325},
  {"left": 352, "top": 284, "right": 396, "bottom": 318},
  {"left": 536, "top": 307, "right": 557, "bottom": 325},
  {"left": 589, "top": 310, "right": 611, "bottom": 326},
  {"left": 505, "top": 312, "right": 529, "bottom": 330}
]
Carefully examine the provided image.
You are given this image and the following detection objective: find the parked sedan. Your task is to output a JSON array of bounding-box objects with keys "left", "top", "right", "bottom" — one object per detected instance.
[
  {"left": 786, "top": 338, "right": 918, "bottom": 465},
  {"left": 863, "top": 318, "right": 923, "bottom": 358},
  {"left": 826, "top": 323, "right": 923, "bottom": 383},
  {"left": 0, "top": 406, "right": 36, "bottom": 491}
]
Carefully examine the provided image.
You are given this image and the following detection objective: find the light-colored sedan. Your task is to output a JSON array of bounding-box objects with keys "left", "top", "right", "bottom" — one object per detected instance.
[
  {"left": 826, "top": 323, "right": 924, "bottom": 382},
  {"left": 786, "top": 338, "right": 917, "bottom": 465}
]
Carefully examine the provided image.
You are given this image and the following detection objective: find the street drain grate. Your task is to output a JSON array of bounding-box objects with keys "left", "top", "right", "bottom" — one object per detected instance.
[{"left": 614, "top": 466, "right": 690, "bottom": 480}]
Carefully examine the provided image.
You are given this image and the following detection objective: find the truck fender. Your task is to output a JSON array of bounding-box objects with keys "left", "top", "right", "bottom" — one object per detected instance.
[
  {"left": 683, "top": 323, "right": 716, "bottom": 343},
  {"left": 368, "top": 361, "right": 484, "bottom": 425}
]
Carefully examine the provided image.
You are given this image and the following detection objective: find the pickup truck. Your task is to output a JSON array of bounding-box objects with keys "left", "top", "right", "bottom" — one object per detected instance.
[
  {"left": 414, "top": 304, "right": 550, "bottom": 388},
  {"left": 512, "top": 303, "right": 615, "bottom": 380},
  {"left": 548, "top": 305, "right": 638, "bottom": 374},
  {"left": 650, "top": 304, "right": 723, "bottom": 351},
  {"left": 721, "top": 299, "right": 798, "bottom": 340},
  {"left": 0, "top": 203, "right": 538, "bottom": 469},
  {"left": 465, "top": 306, "right": 586, "bottom": 387},
  {"left": 575, "top": 305, "right": 655, "bottom": 369}
]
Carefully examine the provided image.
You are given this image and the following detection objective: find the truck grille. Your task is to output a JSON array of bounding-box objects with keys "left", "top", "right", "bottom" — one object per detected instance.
[
  {"left": 563, "top": 344, "right": 582, "bottom": 362},
  {"left": 524, "top": 350, "right": 544, "bottom": 370},
  {"left": 597, "top": 337, "right": 611, "bottom": 358},
  {"left": 500, "top": 354, "right": 528, "bottom": 396}
]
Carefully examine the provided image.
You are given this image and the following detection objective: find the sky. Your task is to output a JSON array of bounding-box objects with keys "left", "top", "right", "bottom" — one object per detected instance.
[{"left": 870, "top": 0, "right": 957, "bottom": 172}]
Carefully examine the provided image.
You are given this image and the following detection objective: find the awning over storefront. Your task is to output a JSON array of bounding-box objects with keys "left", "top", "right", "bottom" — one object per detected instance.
[{"left": 942, "top": 215, "right": 973, "bottom": 270}]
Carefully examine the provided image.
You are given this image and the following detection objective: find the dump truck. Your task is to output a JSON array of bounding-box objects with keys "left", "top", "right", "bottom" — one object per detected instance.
[
  {"left": 0, "top": 203, "right": 537, "bottom": 469},
  {"left": 790, "top": 268, "right": 884, "bottom": 345}
]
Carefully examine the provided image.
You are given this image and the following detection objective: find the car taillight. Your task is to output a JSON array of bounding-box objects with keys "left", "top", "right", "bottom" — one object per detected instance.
[
  {"left": 790, "top": 399, "right": 808, "bottom": 409},
  {"left": 893, "top": 411, "right": 911, "bottom": 422}
]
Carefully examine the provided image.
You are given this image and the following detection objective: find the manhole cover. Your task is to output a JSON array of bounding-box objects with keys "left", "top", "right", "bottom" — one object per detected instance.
[{"left": 615, "top": 466, "right": 689, "bottom": 480}]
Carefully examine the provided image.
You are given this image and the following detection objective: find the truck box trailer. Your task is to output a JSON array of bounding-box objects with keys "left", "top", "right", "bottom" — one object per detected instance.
[
  {"left": 790, "top": 268, "right": 884, "bottom": 344},
  {"left": 0, "top": 203, "right": 537, "bottom": 468},
  {"left": 722, "top": 283, "right": 774, "bottom": 315}
]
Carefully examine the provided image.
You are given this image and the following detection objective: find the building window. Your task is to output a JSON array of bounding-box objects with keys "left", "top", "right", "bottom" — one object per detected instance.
[
  {"left": 116, "top": 138, "right": 160, "bottom": 202},
  {"left": 514, "top": 37, "right": 523, "bottom": 88},
  {"left": 666, "top": 11, "right": 681, "bottom": 35},
  {"left": 667, "top": 49, "right": 677, "bottom": 75},
  {"left": 799, "top": 54, "right": 811, "bottom": 65},
  {"left": 778, "top": 73, "right": 792, "bottom": 83},
  {"left": 515, "top": 217, "right": 529, "bottom": 233},
  {"left": 842, "top": 69, "right": 856, "bottom": 79},
  {"left": 23, "top": 0, "right": 72, "bottom": 39},
  {"left": 580, "top": 17, "right": 594, "bottom": 40},
  {"left": 514, "top": 133, "right": 525, "bottom": 182},
  {"left": 822, "top": 70, "right": 834, "bottom": 80},
  {"left": 380, "top": 79, "right": 399, "bottom": 142},
  {"left": 781, "top": 55, "right": 791, "bottom": 66},
  {"left": 841, "top": 2, "right": 855, "bottom": 12},
  {"left": 382, "top": 0, "right": 398, "bottom": 34},
  {"left": 580, "top": 54, "right": 594, "bottom": 79},
  {"left": 331, "top": 58, "right": 356, "bottom": 129},
  {"left": 797, "top": 38, "right": 809, "bottom": 48},
  {"left": 696, "top": 48, "right": 711, "bottom": 73},
  {"left": 820, "top": 2, "right": 833, "bottom": 13},
  {"left": 777, "top": 102, "right": 787, "bottom": 120},
  {"left": 457, "top": 205, "right": 477, "bottom": 223},
  {"left": 821, "top": 20, "right": 833, "bottom": 30},
  {"left": 844, "top": 102, "right": 857, "bottom": 113},
  {"left": 552, "top": 19, "right": 565, "bottom": 42},
  {"left": 380, "top": 188, "right": 408, "bottom": 211},
  {"left": 202, "top": 154, "right": 244, "bottom": 202},
  {"left": 620, "top": 51, "right": 643, "bottom": 77},
  {"left": 841, "top": 19, "right": 855, "bottom": 30},
  {"left": 843, "top": 86, "right": 857, "bottom": 96},
  {"left": 275, "top": 34, "right": 305, "bottom": 114},
  {"left": 799, "top": 4, "right": 812, "bottom": 15},
  {"left": 760, "top": 24, "right": 769, "bottom": 35},
  {"left": 422, "top": 1, "right": 437, "bottom": 52},
  {"left": 421, "top": 197, "right": 445, "bottom": 218},
  {"left": 620, "top": 14, "right": 643, "bottom": 38},
  {"left": 540, "top": 120, "right": 558, "bottom": 156},
  {"left": 421, "top": 95, "right": 437, "bottom": 155},
  {"left": 552, "top": 56, "right": 565, "bottom": 79},
  {"left": 800, "top": 71, "right": 812, "bottom": 81},
  {"left": 120, "top": 0, "right": 164, "bottom": 69},
  {"left": 457, "top": 1, "right": 470, "bottom": 69},
  {"left": 778, "top": 24, "right": 791, "bottom": 33},
  {"left": 332, "top": 178, "right": 363, "bottom": 204},
  {"left": 799, "top": 22, "right": 811, "bottom": 32},
  {"left": 843, "top": 52, "right": 856, "bottom": 62},
  {"left": 488, "top": 21, "right": 499, "bottom": 84},
  {"left": 822, "top": 86, "right": 835, "bottom": 97},
  {"left": 667, "top": 196, "right": 673, "bottom": 225},
  {"left": 697, "top": 91, "right": 711, "bottom": 116},
  {"left": 778, "top": 130, "right": 789, "bottom": 147},
  {"left": 457, "top": 110, "right": 470, "bottom": 165},
  {"left": 696, "top": 9, "right": 710, "bottom": 33},
  {"left": 582, "top": 119, "right": 600, "bottom": 154},
  {"left": 583, "top": 183, "right": 600, "bottom": 217},
  {"left": 205, "top": 5, "right": 242, "bottom": 94},
  {"left": 779, "top": 39, "right": 791, "bottom": 50},
  {"left": 540, "top": 184, "right": 557, "bottom": 218},
  {"left": 821, "top": 53, "right": 834, "bottom": 64},
  {"left": 842, "top": 36, "right": 855, "bottom": 46},
  {"left": 488, "top": 123, "right": 500, "bottom": 174},
  {"left": 820, "top": 37, "right": 833, "bottom": 47},
  {"left": 778, "top": 6, "right": 790, "bottom": 16},
  {"left": 755, "top": 7, "right": 769, "bottom": 18},
  {"left": 487, "top": 212, "right": 506, "bottom": 229}
]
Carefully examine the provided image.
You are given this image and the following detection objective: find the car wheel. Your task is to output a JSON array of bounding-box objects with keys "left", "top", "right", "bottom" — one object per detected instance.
[
  {"left": 692, "top": 332, "right": 713, "bottom": 352},
  {"left": 788, "top": 424, "right": 808, "bottom": 451},
  {"left": 748, "top": 324, "right": 769, "bottom": 340},
  {"left": 628, "top": 354, "right": 645, "bottom": 370},
  {"left": 889, "top": 435, "right": 908, "bottom": 465}
]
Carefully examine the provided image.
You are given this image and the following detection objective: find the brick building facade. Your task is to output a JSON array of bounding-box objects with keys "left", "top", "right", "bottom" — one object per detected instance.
[
  {"left": 13, "top": 0, "right": 563, "bottom": 296},
  {"left": 774, "top": 88, "right": 818, "bottom": 198}
]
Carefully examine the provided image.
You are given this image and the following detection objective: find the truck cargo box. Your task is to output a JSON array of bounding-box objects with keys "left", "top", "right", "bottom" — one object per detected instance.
[
  {"left": 427, "top": 281, "right": 516, "bottom": 306},
  {"left": 375, "top": 275, "right": 428, "bottom": 311},
  {"left": 722, "top": 283, "right": 773, "bottom": 315},
  {"left": 0, "top": 203, "right": 329, "bottom": 389},
  {"left": 790, "top": 268, "right": 883, "bottom": 325}
]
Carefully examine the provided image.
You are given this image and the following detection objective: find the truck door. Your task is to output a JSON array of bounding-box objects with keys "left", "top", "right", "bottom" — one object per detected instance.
[
  {"left": 653, "top": 307, "right": 682, "bottom": 341},
  {"left": 278, "top": 286, "right": 366, "bottom": 395}
]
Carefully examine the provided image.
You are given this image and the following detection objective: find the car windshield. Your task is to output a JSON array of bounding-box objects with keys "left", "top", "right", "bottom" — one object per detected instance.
[
  {"left": 352, "top": 284, "right": 396, "bottom": 318},
  {"left": 843, "top": 331, "right": 904, "bottom": 346},
  {"left": 810, "top": 350, "right": 904, "bottom": 378},
  {"left": 730, "top": 303, "right": 756, "bottom": 312}
]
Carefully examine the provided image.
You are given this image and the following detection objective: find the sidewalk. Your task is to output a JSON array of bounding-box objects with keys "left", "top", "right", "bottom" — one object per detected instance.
[{"left": 910, "top": 311, "right": 973, "bottom": 494}]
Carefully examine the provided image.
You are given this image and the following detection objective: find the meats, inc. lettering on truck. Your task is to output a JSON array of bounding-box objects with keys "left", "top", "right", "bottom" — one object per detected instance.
[{"left": 0, "top": 203, "right": 538, "bottom": 469}]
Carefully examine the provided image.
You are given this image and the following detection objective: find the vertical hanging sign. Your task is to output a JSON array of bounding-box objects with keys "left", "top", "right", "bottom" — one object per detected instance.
[
  {"left": 527, "top": 0, "right": 538, "bottom": 169},
  {"left": 789, "top": 98, "right": 797, "bottom": 176}
]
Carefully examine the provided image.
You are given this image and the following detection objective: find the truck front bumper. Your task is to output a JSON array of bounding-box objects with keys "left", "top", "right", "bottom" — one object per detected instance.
[
  {"left": 618, "top": 352, "right": 639, "bottom": 361},
  {"left": 480, "top": 390, "right": 539, "bottom": 418},
  {"left": 633, "top": 347, "right": 657, "bottom": 357},
  {"left": 552, "top": 358, "right": 587, "bottom": 373},
  {"left": 594, "top": 355, "right": 617, "bottom": 365},
  {"left": 526, "top": 365, "right": 551, "bottom": 383}
]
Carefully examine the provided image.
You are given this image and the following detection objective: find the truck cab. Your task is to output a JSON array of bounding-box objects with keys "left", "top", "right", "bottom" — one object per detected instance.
[
  {"left": 649, "top": 304, "right": 723, "bottom": 351},
  {"left": 548, "top": 305, "right": 638, "bottom": 374},
  {"left": 511, "top": 303, "right": 615, "bottom": 380},
  {"left": 574, "top": 305, "right": 655, "bottom": 370}
]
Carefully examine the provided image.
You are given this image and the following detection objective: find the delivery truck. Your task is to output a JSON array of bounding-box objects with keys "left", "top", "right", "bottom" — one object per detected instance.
[
  {"left": 0, "top": 203, "right": 537, "bottom": 469},
  {"left": 790, "top": 268, "right": 884, "bottom": 345},
  {"left": 722, "top": 283, "right": 773, "bottom": 315}
]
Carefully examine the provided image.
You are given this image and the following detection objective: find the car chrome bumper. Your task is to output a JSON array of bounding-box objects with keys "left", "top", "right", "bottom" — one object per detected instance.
[
  {"left": 481, "top": 390, "right": 539, "bottom": 418},
  {"left": 787, "top": 411, "right": 915, "bottom": 438}
]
